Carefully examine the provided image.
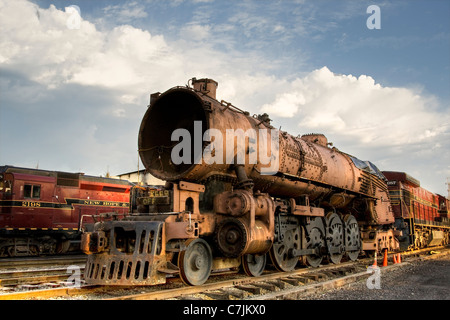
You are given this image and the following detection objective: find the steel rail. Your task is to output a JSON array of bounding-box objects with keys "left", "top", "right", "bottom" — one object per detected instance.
[{"left": 1, "top": 246, "right": 448, "bottom": 300}]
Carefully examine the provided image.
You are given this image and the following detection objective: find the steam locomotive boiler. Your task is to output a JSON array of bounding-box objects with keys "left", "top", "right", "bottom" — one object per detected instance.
[{"left": 82, "top": 78, "right": 398, "bottom": 286}]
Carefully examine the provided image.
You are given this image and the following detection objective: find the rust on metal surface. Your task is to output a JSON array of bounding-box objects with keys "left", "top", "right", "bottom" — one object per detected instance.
[
  {"left": 81, "top": 77, "right": 405, "bottom": 287},
  {"left": 83, "top": 221, "right": 167, "bottom": 285}
]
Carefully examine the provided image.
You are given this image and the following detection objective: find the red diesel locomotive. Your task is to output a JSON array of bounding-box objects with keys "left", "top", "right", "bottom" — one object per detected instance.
[
  {"left": 0, "top": 165, "right": 132, "bottom": 257},
  {"left": 383, "top": 171, "right": 450, "bottom": 250}
]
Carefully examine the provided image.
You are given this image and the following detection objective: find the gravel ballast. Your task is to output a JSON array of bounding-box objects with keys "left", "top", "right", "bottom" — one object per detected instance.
[{"left": 301, "top": 252, "right": 450, "bottom": 300}]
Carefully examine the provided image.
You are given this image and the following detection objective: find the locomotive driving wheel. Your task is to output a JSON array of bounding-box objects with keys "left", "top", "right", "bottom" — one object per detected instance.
[
  {"left": 242, "top": 253, "right": 266, "bottom": 277},
  {"left": 269, "top": 226, "right": 301, "bottom": 272},
  {"left": 178, "top": 238, "right": 213, "bottom": 286},
  {"left": 305, "top": 217, "right": 326, "bottom": 267},
  {"left": 325, "top": 212, "right": 345, "bottom": 264},
  {"left": 344, "top": 214, "right": 361, "bottom": 261}
]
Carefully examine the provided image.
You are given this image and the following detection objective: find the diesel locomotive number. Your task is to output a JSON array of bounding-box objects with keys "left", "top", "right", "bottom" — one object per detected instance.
[{"left": 22, "top": 201, "right": 41, "bottom": 207}]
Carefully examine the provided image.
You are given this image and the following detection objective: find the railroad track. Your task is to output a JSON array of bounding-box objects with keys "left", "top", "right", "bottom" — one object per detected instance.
[
  {"left": 0, "top": 255, "right": 86, "bottom": 293},
  {"left": 1, "top": 247, "right": 448, "bottom": 300},
  {"left": 0, "top": 254, "right": 86, "bottom": 269},
  {"left": 108, "top": 261, "right": 367, "bottom": 300},
  {"left": 0, "top": 265, "right": 86, "bottom": 286}
]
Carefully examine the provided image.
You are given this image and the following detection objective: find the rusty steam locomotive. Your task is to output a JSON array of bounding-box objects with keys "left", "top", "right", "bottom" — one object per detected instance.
[{"left": 81, "top": 78, "right": 423, "bottom": 286}]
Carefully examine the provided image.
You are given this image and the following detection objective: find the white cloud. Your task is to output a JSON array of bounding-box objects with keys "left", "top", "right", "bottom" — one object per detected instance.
[
  {"left": 261, "top": 92, "right": 306, "bottom": 118},
  {"left": 0, "top": 0, "right": 449, "bottom": 196},
  {"left": 0, "top": 0, "right": 274, "bottom": 100},
  {"left": 70, "top": 25, "right": 171, "bottom": 90},
  {"left": 0, "top": 0, "right": 177, "bottom": 94},
  {"left": 179, "top": 24, "right": 211, "bottom": 42},
  {"left": 261, "top": 67, "right": 449, "bottom": 149},
  {"left": 1, "top": 1, "right": 100, "bottom": 87},
  {"left": 192, "top": 0, "right": 215, "bottom": 3},
  {"left": 102, "top": 1, "right": 148, "bottom": 23}
]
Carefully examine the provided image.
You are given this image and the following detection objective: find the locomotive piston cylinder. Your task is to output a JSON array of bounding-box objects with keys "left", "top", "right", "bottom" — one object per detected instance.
[
  {"left": 213, "top": 189, "right": 274, "bottom": 257},
  {"left": 215, "top": 217, "right": 272, "bottom": 257}
]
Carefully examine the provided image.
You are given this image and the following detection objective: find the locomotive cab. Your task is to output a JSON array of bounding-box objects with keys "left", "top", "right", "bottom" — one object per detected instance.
[{"left": 0, "top": 173, "right": 13, "bottom": 200}]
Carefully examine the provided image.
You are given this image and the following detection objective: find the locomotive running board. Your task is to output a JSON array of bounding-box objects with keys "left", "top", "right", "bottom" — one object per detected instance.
[
  {"left": 275, "top": 172, "right": 378, "bottom": 199},
  {"left": 84, "top": 221, "right": 168, "bottom": 286}
]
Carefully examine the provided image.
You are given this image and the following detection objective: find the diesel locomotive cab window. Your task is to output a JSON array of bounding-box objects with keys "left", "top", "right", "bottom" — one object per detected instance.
[
  {"left": 24, "top": 184, "right": 41, "bottom": 199},
  {"left": 0, "top": 175, "right": 9, "bottom": 193},
  {"left": 3, "top": 180, "right": 12, "bottom": 194}
]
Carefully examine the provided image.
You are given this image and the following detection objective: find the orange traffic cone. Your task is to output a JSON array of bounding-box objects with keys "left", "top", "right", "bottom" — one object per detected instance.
[
  {"left": 397, "top": 253, "right": 401, "bottom": 263},
  {"left": 382, "top": 249, "right": 388, "bottom": 267},
  {"left": 372, "top": 251, "right": 378, "bottom": 267},
  {"left": 393, "top": 253, "right": 398, "bottom": 264}
]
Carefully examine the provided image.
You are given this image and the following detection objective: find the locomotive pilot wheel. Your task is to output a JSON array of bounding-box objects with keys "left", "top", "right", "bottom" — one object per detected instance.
[
  {"left": 178, "top": 238, "right": 213, "bottom": 286},
  {"left": 242, "top": 253, "right": 267, "bottom": 277},
  {"left": 214, "top": 218, "right": 247, "bottom": 258}
]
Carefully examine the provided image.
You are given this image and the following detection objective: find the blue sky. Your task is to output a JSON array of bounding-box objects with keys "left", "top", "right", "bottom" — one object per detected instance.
[{"left": 0, "top": 0, "right": 449, "bottom": 196}]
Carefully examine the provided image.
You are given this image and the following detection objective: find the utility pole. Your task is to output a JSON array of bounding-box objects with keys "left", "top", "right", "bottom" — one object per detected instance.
[{"left": 447, "top": 177, "right": 450, "bottom": 200}]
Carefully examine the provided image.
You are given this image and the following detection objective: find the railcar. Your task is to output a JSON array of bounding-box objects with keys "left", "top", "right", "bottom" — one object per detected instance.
[
  {"left": 383, "top": 171, "right": 450, "bottom": 250},
  {"left": 81, "top": 78, "right": 401, "bottom": 287},
  {"left": 0, "top": 165, "right": 132, "bottom": 257}
]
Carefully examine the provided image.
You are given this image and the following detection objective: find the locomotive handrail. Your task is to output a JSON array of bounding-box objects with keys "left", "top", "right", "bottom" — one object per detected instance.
[{"left": 129, "top": 211, "right": 188, "bottom": 216}]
